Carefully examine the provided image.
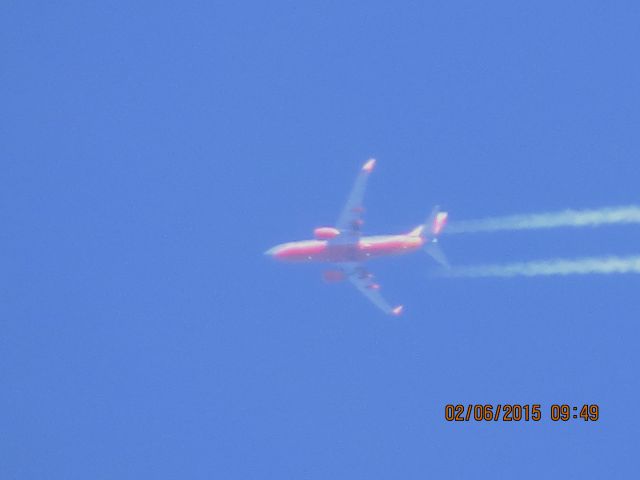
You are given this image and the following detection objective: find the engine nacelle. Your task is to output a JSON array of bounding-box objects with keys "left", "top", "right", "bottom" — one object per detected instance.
[
  {"left": 323, "top": 270, "right": 345, "bottom": 283},
  {"left": 314, "top": 227, "right": 340, "bottom": 240}
]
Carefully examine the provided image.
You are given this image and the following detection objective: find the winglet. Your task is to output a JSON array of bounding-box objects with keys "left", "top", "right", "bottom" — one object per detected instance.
[
  {"left": 362, "top": 158, "right": 376, "bottom": 173},
  {"left": 391, "top": 305, "right": 404, "bottom": 316}
]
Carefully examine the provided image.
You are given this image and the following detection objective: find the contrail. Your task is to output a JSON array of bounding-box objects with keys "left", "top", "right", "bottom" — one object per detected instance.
[
  {"left": 445, "top": 205, "right": 640, "bottom": 234},
  {"left": 440, "top": 255, "right": 640, "bottom": 279}
]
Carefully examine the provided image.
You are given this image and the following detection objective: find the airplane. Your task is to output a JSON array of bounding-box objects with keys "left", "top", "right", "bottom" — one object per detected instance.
[{"left": 265, "top": 158, "right": 449, "bottom": 315}]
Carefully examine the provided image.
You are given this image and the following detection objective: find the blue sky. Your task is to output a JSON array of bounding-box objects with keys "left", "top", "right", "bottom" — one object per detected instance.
[{"left": 3, "top": 1, "right": 640, "bottom": 478}]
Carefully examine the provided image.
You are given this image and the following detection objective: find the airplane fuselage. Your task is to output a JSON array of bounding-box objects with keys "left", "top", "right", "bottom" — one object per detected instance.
[
  {"left": 265, "top": 157, "right": 449, "bottom": 314},
  {"left": 266, "top": 234, "right": 426, "bottom": 263}
]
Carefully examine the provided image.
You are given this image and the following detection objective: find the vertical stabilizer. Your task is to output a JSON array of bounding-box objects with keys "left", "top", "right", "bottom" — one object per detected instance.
[
  {"left": 409, "top": 206, "right": 450, "bottom": 268},
  {"left": 409, "top": 206, "right": 449, "bottom": 238}
]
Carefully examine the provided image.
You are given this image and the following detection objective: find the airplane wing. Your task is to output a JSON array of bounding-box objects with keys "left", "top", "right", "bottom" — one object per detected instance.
[
  {"left": 335, "top": 158, "right": 376, "bottom": 242},
  {"left": 343, "top": 263, "right": 403, "bottom": 316}
]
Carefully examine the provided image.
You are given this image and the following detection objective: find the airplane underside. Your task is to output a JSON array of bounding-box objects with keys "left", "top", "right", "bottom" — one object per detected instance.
[
  {"left": 268, "top": 237, "right": 424, "bottom": 263},
  {"left": 265, "top": 158, "right": 449, "bottom": 315}
]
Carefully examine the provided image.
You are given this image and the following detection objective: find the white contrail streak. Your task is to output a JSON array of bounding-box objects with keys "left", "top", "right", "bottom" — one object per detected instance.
[
  {"left": 440, "top": 255, "right": 640, "bottom": 279},
  {"left": 445, "top": 205, "right": 640, "bottom": 234}
]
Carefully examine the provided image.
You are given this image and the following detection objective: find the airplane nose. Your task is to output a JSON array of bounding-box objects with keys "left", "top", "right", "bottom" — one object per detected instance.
[{"left": 264, "top": 246, "right": 278, "bottom": 256}]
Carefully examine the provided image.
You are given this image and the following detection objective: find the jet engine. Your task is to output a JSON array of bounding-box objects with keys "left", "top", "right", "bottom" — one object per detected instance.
[
  {"left": 323, "top": 270, "right": 345, "bottom": 283},
  {"left": 314, "top": 227, "right": 340, "bottom": 240}
]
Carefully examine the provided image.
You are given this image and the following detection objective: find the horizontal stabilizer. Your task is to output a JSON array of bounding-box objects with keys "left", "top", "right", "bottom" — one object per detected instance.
[{"left": 424, "top": 240, "right": 450, "bottom": 268}]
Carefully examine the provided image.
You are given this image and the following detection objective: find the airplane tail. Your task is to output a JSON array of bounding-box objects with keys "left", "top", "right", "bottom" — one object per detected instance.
[{"left": 409, "top": 206, "right": 450, "bottom": 268}]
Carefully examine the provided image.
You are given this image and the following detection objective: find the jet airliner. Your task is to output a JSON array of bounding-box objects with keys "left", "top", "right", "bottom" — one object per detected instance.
[{"left": 265, "top": 159, "right": 449, "bottom": 315}]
